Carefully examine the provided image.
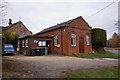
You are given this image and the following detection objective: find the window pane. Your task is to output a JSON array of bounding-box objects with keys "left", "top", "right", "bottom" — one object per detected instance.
[
  {"left": 38, "top": 41, "right": 46, "bottom": 46},
  {"left": 54, "top": 36, "right": 58, "bottom": 46},
  {"left": 38, "top": 41, "right": 42, "bottom": 46},
  {"left": 71, "top": 34, "right": 76, "bottom": 46},
  {"left": 43, "top": 42, "right": 46, "bottom": 46},
  {"left": 73, "top": 38, "right": 76, "bottom": 45},
  {"left": 86, "top": 35, "right": 90, "bottom": 45},
  {"left": 26, "top": 39, "right": 28, "bottom": 47},
  {"left": 55, "top": 39, "right": 57, "bottom": 46},
  {"left": 18, "top": 41, "right": 19, "bottom": 47},
  {"left": 72, "top": 35, "right": 76, "bottom": 38},
  {"left": 22, "top": 40, "right": 24, "bottom": 47}
]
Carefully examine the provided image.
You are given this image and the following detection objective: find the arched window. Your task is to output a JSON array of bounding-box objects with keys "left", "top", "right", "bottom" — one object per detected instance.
[
  {"left": 86, "top": 35, "right": 90, "bottom": 45},
  {"left": 54, "top": 36, "right": 58, "bottom": 46},
  {"left": 22, "top": 40, "right": 24, "bottom": 47},
  {"left": 17, "top": 41, "right": 20, "bottom": 48},
  {"left": 26, "top": 39, "right": 28, "bottom": 47},
  {"left": 71, "top": 34, "right": 76, "bottom": 46}
]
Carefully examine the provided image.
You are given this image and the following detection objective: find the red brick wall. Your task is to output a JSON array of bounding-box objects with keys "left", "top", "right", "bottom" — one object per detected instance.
[
  {"left": 36, "top": 29, "right": 63, "bottom": 55},
  {"left": 64, "top": 17, "right": 92, "bottom": 55},
  {"left": 35, "top": 17, "right": 92, "bottom": 55},
  {"left": 20, "top": 37, "right": 53, "bottom": 55},
  {"left": 36, "top": 29, "right": 92, "bottom": 55},
  {"left": 19, "top": 38, "right": 29, "bottom": 55},
  {"left": 63, "top": 27, "right": 92, "bottom": 55},
  {"left": 6, "top": 22, "right": 32, "bottom": 36}
]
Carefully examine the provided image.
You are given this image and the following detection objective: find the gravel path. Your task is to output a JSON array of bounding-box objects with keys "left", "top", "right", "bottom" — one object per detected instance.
[{"left": 2, "top": 55, "right": 118, "bottom": 78}]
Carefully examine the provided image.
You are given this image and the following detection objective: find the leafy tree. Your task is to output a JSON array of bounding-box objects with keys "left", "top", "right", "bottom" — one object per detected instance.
[
  {"left": 107, "top": 33, "right": 120, "bottom": 48},
  {"left": 0, "top": 0, "right": 8, "bottom": 25},
  {"left": 10, "top": 32, "right": 16, "bottom": 40},
  {"left": 91, "top": 28, "right": 107, "bottom": 51},
  {"left": 2, "top": 32, "right": 18, "bottom": 50}
]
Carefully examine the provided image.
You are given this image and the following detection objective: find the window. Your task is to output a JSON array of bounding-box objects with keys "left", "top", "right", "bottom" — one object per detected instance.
[
  {"left": 54, "top": 36, "right": 58, "bottom": 46},
  {"left": 19, "top": 32, "right": 25, "bottom": 37},
  {"left": 26, "top": 39, "right": 28, "bottom": 47},
  {"left": 22, "top": 40, "right": 24, "bottom": 47},
  {"left": 17, "top": 41, "right": 20, "bottom": 48},
  {"left": 71, "top": 34, "right": 76, "bottom": 46},
  {"left": 19, "top": 32, "right": 23, "bottom": 37},
  {"left": 86, "top": 35, "right": 90, "bottom": 45},
  {"left": 38, "top": 41, "right": 46, "bottom": 46}
]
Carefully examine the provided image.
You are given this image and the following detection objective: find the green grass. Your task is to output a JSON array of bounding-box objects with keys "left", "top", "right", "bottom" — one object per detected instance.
[
  {"left": 71, "top": 52, "right": 120, "bottom": 59},
  {"left": 65, "top": 67, "right": 119, "bottom": 78}
]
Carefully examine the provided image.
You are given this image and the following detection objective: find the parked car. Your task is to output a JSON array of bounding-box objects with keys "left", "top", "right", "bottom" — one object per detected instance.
[{"left": 3, "top": 44, "right": 15, "bottom": 55}]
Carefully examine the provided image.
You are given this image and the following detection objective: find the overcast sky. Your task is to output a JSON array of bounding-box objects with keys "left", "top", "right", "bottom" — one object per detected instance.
[{"left": 0, "top": 0, "right": 119, "bottom": 39}]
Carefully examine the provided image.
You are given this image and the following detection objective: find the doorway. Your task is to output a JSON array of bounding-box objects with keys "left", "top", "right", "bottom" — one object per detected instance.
[
  {"left": 46, "top": 40, "right": 51, "bottom": 54},
  {"left": 79, "top": 37, "right": 84, "bottom": 53}
]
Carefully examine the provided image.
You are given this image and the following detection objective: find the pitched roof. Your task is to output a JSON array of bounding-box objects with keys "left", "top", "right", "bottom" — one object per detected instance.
[
  {"left": 2, "top": 21, "right": 20, "bottom": 32},
  {"left": 2, "top": 21, "right": 30, "bottom": 32},
  {"left": 35, "top": 16, "right": 91, "bottom": 35}
]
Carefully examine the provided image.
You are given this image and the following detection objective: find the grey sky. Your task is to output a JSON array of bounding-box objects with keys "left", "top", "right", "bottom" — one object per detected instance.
[{"left": 1, "top": 0, "right": 119, "bottom": 39}]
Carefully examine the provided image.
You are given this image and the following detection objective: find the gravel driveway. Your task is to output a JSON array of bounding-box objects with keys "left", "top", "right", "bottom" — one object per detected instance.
[{"left": 2, "top": 55, "right": 118, "bottom": 78}]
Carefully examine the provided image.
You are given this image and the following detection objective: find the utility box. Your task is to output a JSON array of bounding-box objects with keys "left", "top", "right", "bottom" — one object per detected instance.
[
  {"left": 30, "top": 47, "right": 48, "bottom": 56},
  {"left": 45, "top": 47, "right": 48, "bottom": 55},
  {"left": 31, "top": 49, "right": 36, "bottom": 56}
]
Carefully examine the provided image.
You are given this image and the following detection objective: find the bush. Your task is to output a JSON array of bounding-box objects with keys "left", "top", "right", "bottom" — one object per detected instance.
[{"left": 91, "top": 28, "right": 107, "bottom": 51}]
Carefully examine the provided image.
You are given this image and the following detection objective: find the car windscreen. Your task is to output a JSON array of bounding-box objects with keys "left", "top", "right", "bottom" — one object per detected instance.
[{"left": 4, "top": 45, "right": 13, "bottom": 48}]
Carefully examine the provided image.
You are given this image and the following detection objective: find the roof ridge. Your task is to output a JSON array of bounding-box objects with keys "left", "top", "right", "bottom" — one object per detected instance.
[
  {"left": 2, "top": 21, "right": 24, "bottom": 32},
  {"left": 35, "top": 16, "right": 82, "bottom": 35}
]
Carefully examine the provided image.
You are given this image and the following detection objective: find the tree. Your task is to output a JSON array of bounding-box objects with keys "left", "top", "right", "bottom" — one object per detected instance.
[
  {"left": 91, "top": 28, "right": 107, "bottom": 52},
  {"left": 10, "top": 32, "right": 16, "bottom": 40},
  {"left": 107, "top": 38, "right": 112, "bottom": 47},
  {"left": 2, "top": 32, "right": 18, "bottom": 50},
  {"left": 0, "top": 0, "right": 8, "bottom": 25},
  {"left": 107, "top": 33, "right": 120, "bottom": 48}
]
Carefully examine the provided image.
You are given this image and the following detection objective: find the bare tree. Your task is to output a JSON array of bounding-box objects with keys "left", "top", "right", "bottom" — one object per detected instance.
[{"left": 0, "top": 0, "right": 8, "bottom": 26}]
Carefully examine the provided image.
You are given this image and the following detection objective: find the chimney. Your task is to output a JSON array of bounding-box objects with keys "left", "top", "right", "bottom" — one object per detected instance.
[{"left": 8, "top": 19, "right": 12, "bottom": 25}]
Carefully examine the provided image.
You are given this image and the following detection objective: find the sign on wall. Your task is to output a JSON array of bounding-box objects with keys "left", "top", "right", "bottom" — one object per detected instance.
[{"left": 33, "top": 40, "right": 38, "bottom": 43}]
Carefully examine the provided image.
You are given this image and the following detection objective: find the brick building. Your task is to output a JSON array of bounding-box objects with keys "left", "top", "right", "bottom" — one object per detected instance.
[
  {"left": 2, "top": 19, "right": 32, "bottom": 51},
  {"left": 18, "top": 36, "right": 53, "bottom": 55},
  {"left": 19, "top": 16, "right": 92, "bottom": 55},
  {"left": 2, "top": 19, "right": 32, "bottom": 38}
]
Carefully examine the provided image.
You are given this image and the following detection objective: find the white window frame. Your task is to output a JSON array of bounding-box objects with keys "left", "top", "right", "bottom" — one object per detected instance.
[
  {"left": 22, "top": 40, "right": 24, "bottom": 47},
  {"left": 54, "top": 36, "right": 58, "bottom": 46},
  {"left": 71, "top": 34, "right": 76, "bottom": 46},
  {"left": 86, "top": 35, "right": 90, "bottom": 45},
  {"left": 19, "top": 32, "right": 23, "bottom": 37},
  {"left": 38, "top": 41, "right": 46, "bottom": 46},
  {"left": 17, "top": 41, "right": 20, "bottom": 48},
  {"left": 26, "top": 39, "right": 28, "bottom": 47}
]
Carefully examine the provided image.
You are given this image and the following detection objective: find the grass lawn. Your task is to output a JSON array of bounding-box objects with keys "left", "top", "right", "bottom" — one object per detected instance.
[
  {"left": 65, "top": 67, "right": 119, "bottom": 78},
  {"left": 71, "top": 52, "right": 120, "bottom": 59}
]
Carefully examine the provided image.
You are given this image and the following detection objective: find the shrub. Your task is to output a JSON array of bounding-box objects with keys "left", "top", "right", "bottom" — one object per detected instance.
[{"left": 91, "top": 28, "right": 107, "bottom": 51}]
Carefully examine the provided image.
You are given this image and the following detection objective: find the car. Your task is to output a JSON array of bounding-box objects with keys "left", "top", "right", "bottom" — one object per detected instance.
[{"left": 3, "top": 44, "right": 15, "bottom": 55}]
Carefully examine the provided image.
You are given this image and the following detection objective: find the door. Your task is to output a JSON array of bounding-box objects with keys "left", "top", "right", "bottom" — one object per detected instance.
[
  {"left": 20, "top": 40, "right": 22, "bottom": 53},
  {"left": 79, "top": 37, "right": 84, "bottom": 53},
  {"left": 46, "top": 40, "right": 51, "bottom": 54}
]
